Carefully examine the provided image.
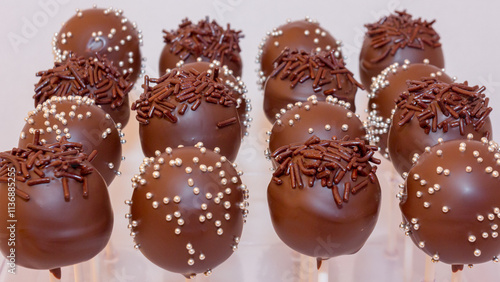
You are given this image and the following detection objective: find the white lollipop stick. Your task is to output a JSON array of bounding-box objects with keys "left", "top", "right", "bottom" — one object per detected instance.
[
  {"left": 403, "top": 239, "right": 413, "bottom": 282},
  {"left": 49, "top": 274, "right": 60, "bottom": 282},
  {"left": 299, "top": 253, "right": 308, "bottom": 282},
  {"left": 90, "top": 257, "right": 100, "bottom": 282},
  {"left": 317, "top": 259, "right": 328, "bottom": 282},
  {"left": 386, "top": 169, "right": 400, "bottom": 256},
  {"left": 451, "top": 269, "right": 462, "bottom": 282},
  {"left": 423, "top": 255, "right": 435, "bottom": 282},
  {"left": 74, "top": 264, "right": 83, "bottom": 282},
  {"left": 309, "top": 257, "right": 316, "bottom": 282}
]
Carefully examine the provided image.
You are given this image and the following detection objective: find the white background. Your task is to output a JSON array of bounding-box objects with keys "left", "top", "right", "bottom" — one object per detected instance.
[{"left": 1, "top": 0, "right": 500, "bottom": 281}]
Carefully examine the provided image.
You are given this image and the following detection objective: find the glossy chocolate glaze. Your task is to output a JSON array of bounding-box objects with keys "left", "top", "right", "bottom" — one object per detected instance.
[
  {"left": 263, "top": 49, "right": 362, "bottom": 123},
  {"left": 18, "top": 96, "right": 123, "bottom": 185},
  {"left": 257, "top": 18, "right": 340, "bottom": 87},
  {"left": 0, "top": 137, "right": 113, "bottom": 275},
  {"left": 359, "top": 11, "right": 444, "bottom": 90},
  {"left": 388, "top": 79, "right": 492, "bottom": 176},
  {"left": 367, "top": 61, "right": 452, "bottom": 158},
  {"left": 53, "top": 7, "right": 143, "bottom": 83},
  {"left": 400, "top": 138, "right": 500, "bottom": 267},
  {"left": 159, "top": 18, "right": 243, "bottom": 78},
  {"left": 127, "top": 145, "right": 249, "bottom": 278},
  {"left": 267, "top": 136, "right": 381, "bottom": 260}
]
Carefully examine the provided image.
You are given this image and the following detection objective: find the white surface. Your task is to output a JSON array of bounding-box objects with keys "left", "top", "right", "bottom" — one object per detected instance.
[{"left": 1, "top": 0, "right": 500, "bottom": 281}]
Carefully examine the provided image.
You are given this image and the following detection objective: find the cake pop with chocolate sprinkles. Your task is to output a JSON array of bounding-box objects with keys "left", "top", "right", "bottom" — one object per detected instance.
[
  {"left": 263, "top": 49, "right": 363, "bottom": 123},
  {"left": 257, "top": 17, "right": 341, "bottom": 87},
  {"left": 132, "top": 67, "right": 242, "bottom": 162},
  {"left": 399, "top": 137, "right": 500, "bottom": 270},
  {"left": 34, "top": 53, "right": 134, "bottom": 127},
  {"left": 266, "top": 95, "right": 367, "bottom": 159},
  {"left": 0, "top": 132, "right": 113, "bottom": 279},
  {"left": 388, "top": 78, "right": 492, "bottom": 176},
  {"left": 268, "top": 136, "right": 381, "bottom": 264},
  {"left": 126, "top": 144, "right": 249, "bottom": 278},
  {"left": 359, "top": 10, "right": 444, "bottom": 90},
  {"left": 18, "top": 96, "right": 124, "bottom": 186},
  {"left": 53, "top": 6, "right": 143, "bottom": 83},
  {"left": 159, "top": 17, "right": 243, "bottom": 78},
  {"left": 176, "top": 60, "right": 252, "bottom": 137},
  {"left": 367, "top": 60, "right": 453, "bottom": 158}
]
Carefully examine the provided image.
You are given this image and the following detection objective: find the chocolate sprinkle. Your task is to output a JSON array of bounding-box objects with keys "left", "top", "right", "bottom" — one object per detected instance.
[
  {"left": 132, "top": 68, "right": 238, "bottom": 125},
  {"left": 365, "top": 10, "right": 441, "bottom": 63},
  {"left": 34, "top": 53, "right": 133, "bottom": 109},
  {"left": 163, "top": 17, "right": 243, "bottom": 66},
  {"left": 0, "top": 131, "right": 94, "bottom": 201},
  {"left": 395, "top": 78, "right": 492, "bottom": 135},
  {"left": 271, "top": 135, "right": 380, "bottom": 207}
]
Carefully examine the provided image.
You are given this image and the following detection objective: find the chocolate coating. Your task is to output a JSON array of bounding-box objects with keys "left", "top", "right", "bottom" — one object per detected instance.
[
  {"left": 268, "top": 136, "right": 381, "bottom": 259},
  {"left": 0, "top": 137, "right": 113, "bottom": 274},
  {"left": 257, "top": 18, "right": 340, "bottom": 87},
  {"left": 400, "top": 138, "right": 500, "bottom": 267},
  {"left": 133, "top": 68, "right": 242, "bottom": 162},
  {"left": 34, "top": 53, "right": 133, "bottom": 127},
  {"left": 359, "top": 11, "right": 444, "bottom": 90},
  {"left": 367, "top": 61, "right": 452, "bottom": 158},
  {"left": 18, "top": 96, "right": 124, "bottom": 186},
  {"left": 263, "top": 49, "right": 362, "bottom": 123},
  {"left": 268, "top": 95, "right": 366, "bottom": 156},
  {"left": 53, "top": 7, "right": 143, "bottom": 83},
  {"left": 128, "top": 145, "right": 249, "bottom": 278},
  {"left": 388, "top": 79, "right": 492, "bottom": 176},
  {"left": 178, "top": 61, "right": 252, "bottom": 137},
  {"left": 159, "top": 18, "right": 243, "bottom": 78}
]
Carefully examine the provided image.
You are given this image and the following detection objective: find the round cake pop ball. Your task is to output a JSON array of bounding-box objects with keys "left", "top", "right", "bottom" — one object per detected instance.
[
  {"left": 268, "top": 136, "right": 381, "bottom": 262},
  {"left": 176, "top": 60, "right": 252, "bottom": 137},
  {"left": 266, "top": 95, "right": 367, "bottom": 158},
  {"left": 0, "top": 133, "right": 113, "bottom": 278},
  {"left": 132, "top": 68, "right": 242, "bottom": 162},
  {"left": 367, "top": 60, "right": 453, "bottom": 158},
  {"left": 399, "top": 137, "right": 500, "bottom": 268},
  {"left": 34, "top": 53, "right": 134, "bottom": 127},
  {"left": 53, "top": 6, "right": 143, "bottom": 83},
  {"left": 126, "top": 144, "right": 249, "bottom": 278},
  {"left": 388, "top": 78, "right": 492, "bottom": 176},
  {"left": 359, "top": 10, "right": 444, "bottom": 90},
  {"left": 19, "top": 96, "right": 124, "bottom": 186},
  {"left": 257, "top": 17, "right": 341, "bottom": 87},
  {"left": 263, "top": 49, "right": 363, "bottom": 123},
  {"left": 159, "top": 18, "right": 243, "bottom": 78}
]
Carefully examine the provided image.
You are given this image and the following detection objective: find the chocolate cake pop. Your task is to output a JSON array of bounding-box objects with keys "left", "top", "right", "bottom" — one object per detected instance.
[
  {"left": 159, "top": 18, "right": 243, "bottom": 77},
  {"left": 53, "top": 6, "right": 143, "bottom": 83},
  {"left": 176, "top": 60, "right": 252, "bottom": 137},
  {"left": 266, "top": 95, "right": 367, "bottom": 158},
  {"left": 399, "top": 137, "right": 500, "bottom": 269},
  {"left": 367, "top": 60, "right": 452, "bottom": 158},
  {"left": 34, "top": 53, "right": 134, "bottom": 127},
  {"left": 268, "top": 136, "right": 381, "bottom": 262},
  {"left": 126, "top": 144, "right": 249, "bottom": 278},
  {"left": 132, "top": 67, "right": 242, "bottom": 161},
  {"left": 359, "top": 10, "right": 444, "bottom": 90},
  {"left": 257, "top": 17, "right": 341, "bottom": 87},
  {"left": 388, "top": 78, "right": 492, "bottom": 176},
  {"left": 0, "top": 133, "right": 113, "bottom": 278},
  {"left": 18, "top": 96, "right": 124, "bottom": 185},
  {"left": 263, "top": 49, "right": 363, "bottom": 123}
]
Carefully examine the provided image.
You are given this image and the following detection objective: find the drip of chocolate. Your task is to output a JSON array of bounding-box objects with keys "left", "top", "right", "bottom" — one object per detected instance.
[
  {"left": 34, "top": 53, "right": 133, "bottom": 127},
  {"left": 160, "top": 18, "right": 243, "bottom": 77},
  {"left": 263, "top": 49, "right": 363, "bottom": 122},
  {"left": 268, "top": 135, "right": 381, "bottom": 260},
  {"left": 132, "top": 68, "right": 242, "bottom": 161},
  {"left": 388, "top": 78, "right": 493, "bottom": 175},
  {"left": 359, "top": 10, "right": 444, "bottom": 89}
]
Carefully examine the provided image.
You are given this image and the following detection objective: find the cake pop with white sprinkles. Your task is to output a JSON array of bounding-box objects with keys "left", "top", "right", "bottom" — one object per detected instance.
[
  {"left": 399, "top": 137, "right": 500, "bottom": 271},
  {"left": 18, "top": 96, "right": 125, "bottom": 186},
  {"left": 126, "top": 144, "right": 249, "bottom": 278},
  {"left": 53, "top": 6, "right": 143, "bottom": 83},
  {"left": 257, "top": 17, "right": 341, "bottom": 87},
  {"left": 266, "top": 95, "right": 367, "bottom": 160}
]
